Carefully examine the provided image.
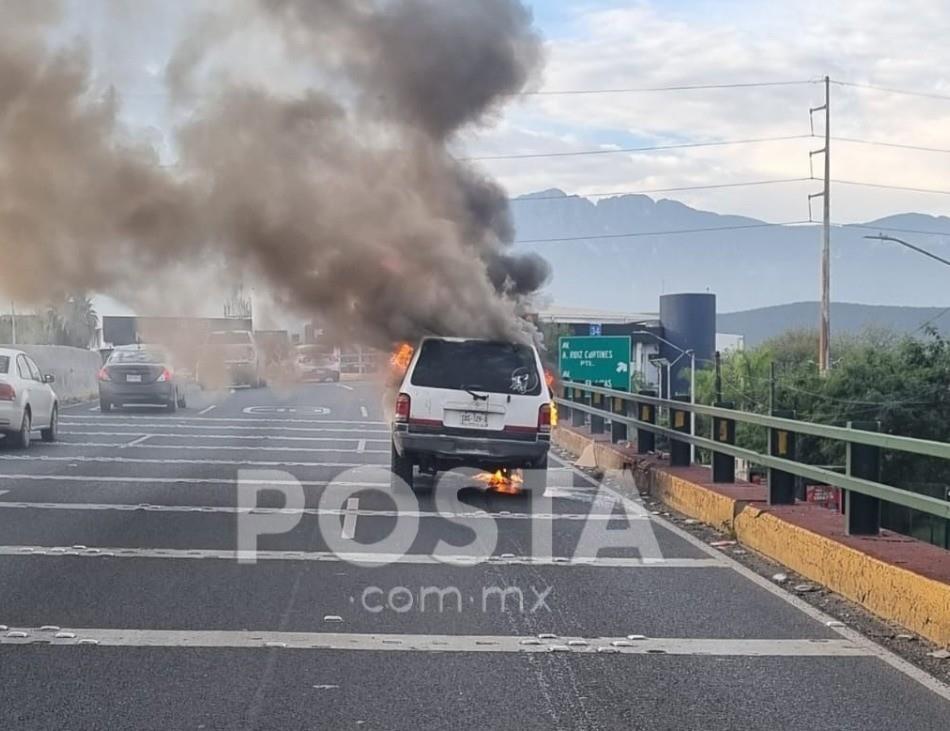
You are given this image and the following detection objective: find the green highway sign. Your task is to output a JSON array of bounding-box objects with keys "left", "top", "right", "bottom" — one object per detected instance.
[{"left": 558, "top": 335, "right": 632, "bottom": 391}]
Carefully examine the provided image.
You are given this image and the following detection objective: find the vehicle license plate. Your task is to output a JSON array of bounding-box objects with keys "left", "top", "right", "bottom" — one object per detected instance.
[
  {"left": 127, "top": 375, "right": 143, "bottom": 383},
  {"left": 459, "top": 411, "right": 488, "bottom": 428}
]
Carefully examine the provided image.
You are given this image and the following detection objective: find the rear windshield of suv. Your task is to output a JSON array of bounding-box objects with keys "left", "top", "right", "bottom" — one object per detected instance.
[{"left": 410, "top": 340, "right": 542, "bottom": 395}]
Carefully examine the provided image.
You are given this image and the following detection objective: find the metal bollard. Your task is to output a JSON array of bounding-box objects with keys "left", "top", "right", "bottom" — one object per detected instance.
[
  {"left": 611, "top": 396, "right": 628, "bottom": 444},
  {"left": 559, "top": 385, "right": 571, "bottom": 422},
  {"left": 768, "top": 409, "right": 797, "bottom": 504},
  {"left": 670, "top": 394, "right": 691, "bottom": 467},
  {"left": 636, "top": 390, "right": 657, "bottom": 454},
  {"left": 571, "top": 386, "right": 586, "bottom": 428},
  {"left": 590, "top": 390, "right": 605, "bottom": 435},
  {"left": 846, "top": 421, "right": 882, "bottom": 536},
  {"left": 712, "top": 401, "right": 736, "bottom": 483}
]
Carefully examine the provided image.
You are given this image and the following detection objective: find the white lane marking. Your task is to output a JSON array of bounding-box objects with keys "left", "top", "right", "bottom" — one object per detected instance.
[
  {"left": 0, "top": 475, "right": 384, "bottom": 487},
  {"left": 0, "top": 490, "right": 7, "bottom": 497},
  {"left": 550, "top": 453, "right": 950, "bottom": 703},
  {"left": 360, "top": 406, "right": 369, "bottom": 418},
  {"left": 356, "top": 439, "right": 366, "bottom": 454},
  {"left": 0, "top": 455, "right": 373, "bottom": 468},
  {"left": 341, "top": 497, "right": 359, "bottom": 539},
  {"left": 0, "top": 628, "right": 870, "bottom": 657},
  {"left": 0, "top": 501, "right": 648, "bottom": 521},
  {"left": 243, "top": 407, "right": 331, "bottom": 416},
  {"left": 60, "top": 422, "right": 389, "bottom": 434},
  {"left": 23, "top": 442, "right": 390, "bottom": 454},
  {"left": 334, "top": 383, "right": 354, "bottom": 392},
  {"left": 89, "top": 406, "right": 99, "bottom": 412},
  {"left": 60, "top": 431, "right": 389, "bottom": 444},
  {"left": 61, "top": 415, "right": 386, "bottom": 426},
  {"left": 0, "top": 545, "right": 722, "bottom": 568},
  {"left": 122, "top": 435, "right": 151, "bottom": 449},
  {"left": 198, "top": 405, "right": 217, "bottom": 416}
]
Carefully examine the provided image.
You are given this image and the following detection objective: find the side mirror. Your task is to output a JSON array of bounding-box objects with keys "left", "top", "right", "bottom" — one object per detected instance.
[{"left": 43, "top": 374, "right": 55, "bottom": 384}]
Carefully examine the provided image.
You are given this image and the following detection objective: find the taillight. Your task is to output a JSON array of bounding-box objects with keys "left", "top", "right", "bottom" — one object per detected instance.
[
  {"left": 156, "top": 368, "right": 173, "bottom": 383},
  {"left": 98, "top": 368, "right": 111, "bottom": 382},
  {"left": 538, "top": 403, "right": 552, "bottom": 433},
  {"left": 0, "top": 383, "right": 15, "bottom": 401},
  {"left": 395, "top": 393, "right": 411, "bottom": 423}
]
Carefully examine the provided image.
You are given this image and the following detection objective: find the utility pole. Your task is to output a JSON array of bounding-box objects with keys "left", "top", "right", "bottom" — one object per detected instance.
[
  {"left": 9, "top": 301, "right": 16, "bottom": 345},
  {"left": 809, "top": 75, "right": 831, "bottom": 375}
]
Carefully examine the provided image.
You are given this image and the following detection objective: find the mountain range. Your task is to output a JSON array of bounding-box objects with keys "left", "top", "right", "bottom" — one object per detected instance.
[{"left": 512, "top": 189, "right": 950, "bottom": 317}]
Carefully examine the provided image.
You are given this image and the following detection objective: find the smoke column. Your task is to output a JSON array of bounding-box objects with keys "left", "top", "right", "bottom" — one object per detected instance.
[{"left": 0, "top": 0, "right": 550, "bottom": 346}]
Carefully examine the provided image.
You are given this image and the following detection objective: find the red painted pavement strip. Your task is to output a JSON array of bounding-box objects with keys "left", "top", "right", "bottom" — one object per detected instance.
[{"left": 560, "top": 423, "right": 950, "bottom": 587}]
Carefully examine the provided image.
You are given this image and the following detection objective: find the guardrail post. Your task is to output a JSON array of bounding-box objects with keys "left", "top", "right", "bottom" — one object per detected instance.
[
  {"left": 636, "top": 390, "right": 656, "bottom": 454},
  {"left": 768, "top": 409, "right": 797, "bottom": 504},
  {"left": 571, "top": 386, "right": 586, "bottom": 428},
  {"left": 590, "top": 389, "right": 605, "bottom": 435},
  {"left": 559, "top": 385, "right": 571, "bottom": 421},
  {"left": 712, "top": 401, "right": 736, "bottom": 483},
  {"left": 846, "top": 421, "right": 882, "bottom": 536},
  {"left": 611, "top": 396, "right": 628, "bottom": 444},
  {"left": 670, "top": 394, "right": 691, "bottom": 467}
]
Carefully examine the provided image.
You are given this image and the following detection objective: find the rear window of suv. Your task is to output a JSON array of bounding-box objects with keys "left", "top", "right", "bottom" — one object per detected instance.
[
  {"left": 410, "top": 340, "right": 542, "bottom": 396},
  {"left": 0, "top": 356, "right": 8, "bottom": 374}
]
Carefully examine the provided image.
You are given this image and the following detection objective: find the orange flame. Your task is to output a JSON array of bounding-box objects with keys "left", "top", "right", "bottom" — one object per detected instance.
[
  {"left": 544, "top": 368, "right": 555, "bottom": 389},
  {"left": 475, "top": 468, "right": 524, "bottom": 494},
  {"left": 390, "top": 343, "right": 414, "bottom": 373}
]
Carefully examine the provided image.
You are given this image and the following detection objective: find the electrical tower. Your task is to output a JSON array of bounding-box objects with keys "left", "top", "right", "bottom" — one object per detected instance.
[{"left": 809, "top": 76, "right": 831, "bottom": 374}]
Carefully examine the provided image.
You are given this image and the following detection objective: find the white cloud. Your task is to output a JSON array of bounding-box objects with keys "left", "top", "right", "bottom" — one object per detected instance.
[{"left": 467, "top": 0, "right": 950, "bottom": 223}]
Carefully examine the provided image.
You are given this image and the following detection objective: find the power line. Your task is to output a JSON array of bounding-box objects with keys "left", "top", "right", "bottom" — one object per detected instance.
[
  {"left": 914, "top": 306, "right": 950, "bottom": 334},
  {"left": 841, "top": 223, "right": 950, "bottom": 238},
  {"left": 833, "top": 135, "right": 950, "bottom": 155},
  {"left": 513, "top": 220, "right": 813, "bottom": 244},
  {"left": 832, "top": 178, "right": 950, "bottom": 196},
  {"left": 508, "top": 177, "right": 813, "bottom": 202},
  {"left": 462, "top": 134, "right": 813, "bottom": 161},
  {"left": 519, "top": 80, "right": 817, "bottom": 96},
  {"left": 830, "top": 79, "right": 950, "bottom": 103}
]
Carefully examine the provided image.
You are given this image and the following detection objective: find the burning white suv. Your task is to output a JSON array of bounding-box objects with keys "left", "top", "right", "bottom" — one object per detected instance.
[{"left": 391, "top": 337, "right": 552, "bottom": 492}]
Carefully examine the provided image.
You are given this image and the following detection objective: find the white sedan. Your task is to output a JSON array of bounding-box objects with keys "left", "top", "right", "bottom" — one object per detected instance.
[{"left": 0, "top": 348, "right": 59, "bottom": 449}]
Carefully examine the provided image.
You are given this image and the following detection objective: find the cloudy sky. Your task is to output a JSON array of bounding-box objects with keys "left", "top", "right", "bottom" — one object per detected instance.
[{"left": 69, "top": 0, "right": 950, "bottom": 228}]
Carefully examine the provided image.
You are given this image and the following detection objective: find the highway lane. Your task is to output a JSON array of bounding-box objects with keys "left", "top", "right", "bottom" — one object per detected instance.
[{"left": 0, "top": 381, "right": 948, "bottom": 730}]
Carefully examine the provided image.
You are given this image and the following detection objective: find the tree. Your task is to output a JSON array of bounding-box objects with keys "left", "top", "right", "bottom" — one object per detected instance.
[{"left": 45, "top": 294, "right": 98, "bottom": 348}]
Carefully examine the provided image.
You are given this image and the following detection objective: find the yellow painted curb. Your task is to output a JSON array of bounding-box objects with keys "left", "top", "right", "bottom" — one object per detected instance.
[
  {"left": 735, "top": 506, "right": 950, "bottom": 647},
  {"left": 552, "top": 427, "right": 626, "bottom": 471},
  {"left": 646, "top": 469, "right": 739, "bottom": 534}
]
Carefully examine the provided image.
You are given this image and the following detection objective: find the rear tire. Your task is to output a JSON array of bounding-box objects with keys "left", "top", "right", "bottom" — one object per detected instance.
[
  {"left": 11, "top": 410, "right": 31, "bottom": 450},
  {"left": 522, "top": 454, "right": 548, "bottom": 494},
  {"left": 100, "top": 399, "right": 112, "bottom": 413},
  {"left": 177, "top": 390, "right": 187, "bottom": 409},
  {"left": 166, "top": 398, "right": 178, "bottom": 413},
  {"left": 391, "top": 440, "right": 414, "bottom": 490},
  {"left": 41, "top": 405, "right": 58, "bottom": 442}
]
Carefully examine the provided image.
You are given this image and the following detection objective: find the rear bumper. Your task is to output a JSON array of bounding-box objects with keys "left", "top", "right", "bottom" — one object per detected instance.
[
  {"left": 0, "top": 401, "right": 22, "bottom": 430},
  {"left": 393, "top": 424, "right": 549, "bottom": 468},
  {"left": 99, "top": 382, "right": 174, "bottom": 405}
]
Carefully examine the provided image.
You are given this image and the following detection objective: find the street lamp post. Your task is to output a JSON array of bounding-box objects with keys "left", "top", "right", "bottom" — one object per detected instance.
[{"left": 635, "top": 331, "right": 696, "bottom": 463}]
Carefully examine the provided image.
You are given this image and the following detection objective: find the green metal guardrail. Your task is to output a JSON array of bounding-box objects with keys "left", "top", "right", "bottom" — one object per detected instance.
[{"left": 555, "top": 382, "right": 950, "bottom": 530}]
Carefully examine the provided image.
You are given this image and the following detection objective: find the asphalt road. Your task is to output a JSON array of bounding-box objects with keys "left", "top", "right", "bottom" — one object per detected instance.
[{"left": 0, "top": 381, "right": 947, "bottom": 730}]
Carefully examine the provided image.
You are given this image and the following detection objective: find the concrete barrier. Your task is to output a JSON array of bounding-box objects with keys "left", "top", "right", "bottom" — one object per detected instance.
[{"left": 13, "top": 345, "right": 101, "bottom": 404}]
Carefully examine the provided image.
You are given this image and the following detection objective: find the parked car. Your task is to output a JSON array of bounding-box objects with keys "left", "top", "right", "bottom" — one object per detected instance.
[
  {"left": 197, "top": 330, "right": 265, "bottom": 388},
  {"left": 98, "top": 344, "right": 186, "bottom": 412},
  {"left": 390, "top": 337, "right": 552, "bottom": 492},
  {"left": 0, "top": 348, "right": 59, "bottom": 448},
  {"left": 295, "top": 344, "right": 342, "bottom": 382}
]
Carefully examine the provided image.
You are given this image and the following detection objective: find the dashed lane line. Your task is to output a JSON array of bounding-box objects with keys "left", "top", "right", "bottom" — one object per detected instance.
[
  {"left": 198, "top": 405, "right": 217, "bottom": 415},
  {"left": 21, "top": 442, "right": 390, "bottom": 454},
  {"left": 0, "top": 501, "right": 648, "bottom": 521},
  {"left": 59, "top": 431, "right": 389, "bottom": 444},
  {"left": 0, "top": 455, "right": 373, "bottom": 468},
  {"left": 0, "top": 545, "right": 723, "bottom": 568},
  {"left": 61, "top": 415, "right": 387, "bottom": 426},
  {"left": 59, "top": 422, "right": 389, "bottom": 434},
  {"left": 357, "top": 439, "right": 367, "bottom": 454},
  {"left": 360, "top": 406, "right": 369, "bottom": 418},
  {"left": 122, "top": 435, "right": 151, "bottom": 449},
  {"left": 0, "top": 629, "right": 870, "bottom": 657},
  {"left": 341, "top": 497, "right": 359, "bottom": 539}
]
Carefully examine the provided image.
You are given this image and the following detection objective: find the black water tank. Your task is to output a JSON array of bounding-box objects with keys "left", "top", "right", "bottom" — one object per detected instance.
[{"left": 659, "top": 293, "right": 716, "bottom": 396}]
